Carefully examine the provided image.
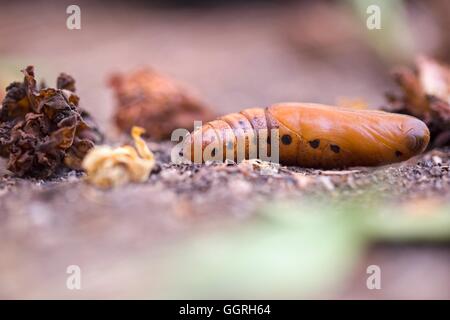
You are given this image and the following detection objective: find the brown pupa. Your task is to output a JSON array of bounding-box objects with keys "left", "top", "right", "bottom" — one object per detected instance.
[{"left": 182, "top": 103, "right": 430, "bottom": 168}]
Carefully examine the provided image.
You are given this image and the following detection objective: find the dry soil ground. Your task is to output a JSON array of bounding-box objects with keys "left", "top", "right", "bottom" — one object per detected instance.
[{"left": 0, "top": 1, "right": 449, "bottom": 299}]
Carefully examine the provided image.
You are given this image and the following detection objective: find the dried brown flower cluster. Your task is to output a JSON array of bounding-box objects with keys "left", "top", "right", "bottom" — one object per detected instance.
[
  {"left": 110, "top": 68, "right": 214, "bottom": 141},
  {"left": 0, "top": 66, "right": 103, "bottom": 178},
  {"left": 386, "top": 56, "right": 450, "bottom": 148}
]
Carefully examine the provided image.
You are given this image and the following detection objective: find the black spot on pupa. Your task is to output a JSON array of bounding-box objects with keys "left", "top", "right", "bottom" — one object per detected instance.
[
  {"left": 211, "top": 148, "right": 217, "bottom": 157},
  {"left": 281, "top": 134, "right": 292, "bottom": 145},
  {"left": 309, "top": 139, "right": 320, "bottom": 149},
  {"left": 178, "top": 150, "right": 184, "bottom": 157},
  {"left": 238, "top": 120, "right": 245, "bottom": 126},
  {"left": 395, "top": 150, "right": 403, "bottom": 157},
  {"left": 330, "top": 144, "right": 340, "bottom": 153}
]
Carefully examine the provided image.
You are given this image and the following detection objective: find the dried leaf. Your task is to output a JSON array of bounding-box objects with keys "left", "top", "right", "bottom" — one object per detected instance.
[
  {"left": 419, "top": 56, "right": 450, "bottom": 103},
  {"left": 109, "top": 68, "right": 214, "bottom": 140},
  {"left": 56, "top": 73, "right": 77, "bottom": 92},
  {"left": 0, "top": 66, "right": 103, "bottom": 178},
  {"left": 82, "top": 126, "right": 155, "bottom": 188},
  {"left": 385, "top": 56, "right": 450, "bottom": 148}
]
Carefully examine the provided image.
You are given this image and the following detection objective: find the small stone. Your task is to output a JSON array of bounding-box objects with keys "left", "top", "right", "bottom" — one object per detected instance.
[
  {"left": 432, "top": 155, "right": 442, "bottom": 165},
  {"left": 430, "top": 167, "right": 442, "bottom": 177},
  {"left": 320, "top": 176, "right": 335, "bottom": 191}
]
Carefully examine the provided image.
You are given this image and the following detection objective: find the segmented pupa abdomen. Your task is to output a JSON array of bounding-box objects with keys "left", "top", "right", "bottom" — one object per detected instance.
[{"left": 185, "top": 107, "right": 273, "bottom": 163}]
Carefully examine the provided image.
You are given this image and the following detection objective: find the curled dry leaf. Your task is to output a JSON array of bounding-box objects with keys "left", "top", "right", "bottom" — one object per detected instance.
[
  {"left": 109, "top": 68, "right": 214, "bottom": 141},
  {"left": 0, "top": 66, "right": 103, "bottom": 178},
  {"left": 386, "top": 56, "right": 450, "bottom": 147},
  {"left": 82, "top": 126, "right": 155, "bottom": 188}
]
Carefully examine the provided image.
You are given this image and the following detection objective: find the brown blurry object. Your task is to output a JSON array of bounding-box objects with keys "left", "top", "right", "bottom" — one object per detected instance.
[
  {"left": 0, "top": 79, "right": 6, "bottom": 106},
  {"left": 0, "top": 66, "right": 103, "bottom": 178},
  {"left": 0, "top": 80, "right": 4, "bottom": 99},
  {"left": 386, "top": 56, "right": 450, "bottom": 148},
  {"left": 110, "top": 68, "right": 214, "bottom": 141}
]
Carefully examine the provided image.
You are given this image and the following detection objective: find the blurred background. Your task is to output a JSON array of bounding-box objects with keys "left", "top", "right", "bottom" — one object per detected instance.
[
  {"left": 1, "top": 0, "right": 449, "bottom": 131},
  {"left": 0, "top": 0, "right": 449, "bottom": 299}
]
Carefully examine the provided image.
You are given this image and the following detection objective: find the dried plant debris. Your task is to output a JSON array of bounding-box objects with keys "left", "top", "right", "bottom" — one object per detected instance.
[
  {"left": 237, "top": 159, "right": 280, "bottom": 176},
  {"left": 0, "top": 66, "right": 103, "bottom": 178},
  {"left": 386, "top": 56, "right": 450, "bottom": 148},
  {"left": 110, "top": 68, "right": 214, "bottom": 141},
  {"left": 82, "top": 126, "right": 155, "bottom": 189}
]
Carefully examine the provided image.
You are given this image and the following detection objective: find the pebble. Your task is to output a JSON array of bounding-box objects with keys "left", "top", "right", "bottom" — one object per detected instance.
[
  {"left": 432, "top": 155, "right": 443, "bottom": 165},
  {"left": 320, "top": 176, "right": 335, "bottom": 191},
  {"left": 430, "top": 167, "right": 443, "bottom": 177}
]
